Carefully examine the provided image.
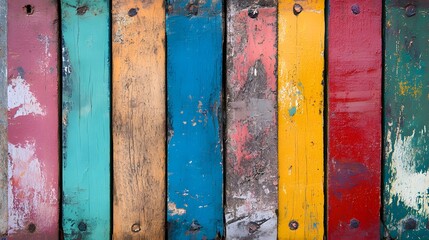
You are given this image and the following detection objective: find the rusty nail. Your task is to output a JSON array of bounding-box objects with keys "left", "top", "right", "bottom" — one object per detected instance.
[
  {"left": 404, "top": 218, "right": 417, "bottom": 230},
  {"left": 350, "top": 218, "right": 360, "bottom": 229},
  {"left": 28, "top": 223, "right": 36, "bottom": 233},
  {"left": 293, "top": 4, "right": 303, "bottom": 15},
  {"left": 23, "top": 5, "right": 34, "bottom": 15},
  {"left": 405, "top": 4, "right": 416, "bottom": 17},
  {"left": 351, "top": 4, "right": 360, "bottom": 14},
  {"left": 128, "top": 8, "right": 139, "bottom": 17},
  {"left": 78, "top": 221, "right": 87, "bottom": 231},
  {"left": 131, "top": 223, "right": 141, "bottom": 232},
  {"left": 289, "top": 220, "right": 299, "bottom": 230},
  {"left": 187, "top": 4, "right": 198, "bottom": 16},
  {"left": 248, "top": 5, "right": 259, "bottom": 18},
  {"left": 76, "top": 5, "right": 88, "bottom": 15}
]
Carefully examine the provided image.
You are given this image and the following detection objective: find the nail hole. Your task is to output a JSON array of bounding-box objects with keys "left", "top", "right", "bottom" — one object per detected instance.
[
  {"left": 404, "top": 218, "right": 417, "bottom": 230},
  {"left": 405, "top": 4, "right": 416, "bottom": 17},
  {"left": 28, "top": 223, "right": 36, "bottom": 233},
  {"left": 293, "top": 4, "right": 303, "bottom": 15},
  {"left": 350, "top": 218, "right": 360, "bottom": 229},
  {"left": 76, "top": 5, "right": 88, "bottom": 15},
  {"left": 131, "top": 223, "right": 141, "bottom": 232},
  {"left": 187, "top": 4, "right": 198, "bottom": 16},
  {"left": 78, "top": 221, "right": 87, "bottom": 231},
  {"left": 23, "top": 5, "right": 34, "bottom": 15},
  {"left": 128, "top": 8, "right": 139, "bottom": 17},
  {"left": 248, "top": 5, "right": 259, "bottom": 18},
  {"left": 289, "top": 220, "right": 299, "bottom": 230},
  {"left": 351, "top": 4, "right": 360, "bottom": 14}
]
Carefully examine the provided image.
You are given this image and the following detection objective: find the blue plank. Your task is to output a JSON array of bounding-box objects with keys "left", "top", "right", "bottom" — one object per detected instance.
[
  {"left": 166, "top": 1, "right": 224, "bottom": 239},
  {"left": 61, "top": 0, "right": 111, "bottom": 239}
]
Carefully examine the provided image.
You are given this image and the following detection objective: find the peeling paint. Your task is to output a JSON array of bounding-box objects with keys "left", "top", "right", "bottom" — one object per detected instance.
[
  {"left": 7, "top": 76, "right": 46, "bottom": 118},
  {"left": 168, "top": 202, "right": 186, "bottom": 216}
]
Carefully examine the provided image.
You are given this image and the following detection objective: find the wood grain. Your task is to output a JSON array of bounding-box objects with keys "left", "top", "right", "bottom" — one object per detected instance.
[
  {"left": 7, "top": 1, "right": 59, "bottom": 238},
  {"left": 327, "top": 1, "right": 382, "bottom": 239},
  {"left": 112, "top": 0, "right": 166, "bottom": 239},
  {"left": 0, "top": 0, "right": 7, "bottom": 236},
  {"left": 278, "top": 0, "right": 325, "bottom": 239},
  {"left": 61, "top": 0, "right": 111, "bottom": 238},
  {"left": 225, "top": 1, "right": 278, "bottom": 238},
  {"left": 383, "top": 1, "right": 429, "bottom": 239},
  {"left": 166, "top": 1, "right": 224, "bottom": 239}
]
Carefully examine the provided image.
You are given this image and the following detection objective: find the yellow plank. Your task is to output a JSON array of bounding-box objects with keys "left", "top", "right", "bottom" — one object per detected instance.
[
  {"left": 278, "top": 1, "right": 325, "bottom": 239},
  {"left": 112, "top": 1, "right": 165, "bottom": 239}
]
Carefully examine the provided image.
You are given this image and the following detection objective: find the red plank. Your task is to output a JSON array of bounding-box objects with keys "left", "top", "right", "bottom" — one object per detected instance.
[
  {"left": 7, "top": 1, "right": 59, "bottom": 238},
  {"left": 327, "top": 1, "right": 382, "bottom": 239}
]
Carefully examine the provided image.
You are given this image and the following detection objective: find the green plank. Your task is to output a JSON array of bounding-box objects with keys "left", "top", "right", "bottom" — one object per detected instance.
[
  {"left": 384, "top": 1, "right": 429, "bottom": 239},
  {"left": 61, "top": 1, "right": 111, "bottom": 238}
]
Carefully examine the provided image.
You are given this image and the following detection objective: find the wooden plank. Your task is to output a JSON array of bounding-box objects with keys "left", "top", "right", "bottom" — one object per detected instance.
[
  {"left": 7, "top": 1, "right": 59, "bottom": 238},
  {"left": 61, "top": 1, "right": 110, "bottom": 239},
  {"left": 327, "top": 1, "right": 382, "bottom": 239},
  {"left": 278, "top": 0, "right": 324, "bottom": 239},
  {"left": 166, "top": 1, "right": 224, "bottom": 238},
  {"left": 383, "top": 1, "right": 429, "bottom": 239},
  {"left": 112, "top": 1, "right": 165, "bottom": 239},
  {"left": 225, "top": 1, "right": 278, "bottom": 238},
  {"left": 0, "top": 0, "right": 7, "bottom": 236}
]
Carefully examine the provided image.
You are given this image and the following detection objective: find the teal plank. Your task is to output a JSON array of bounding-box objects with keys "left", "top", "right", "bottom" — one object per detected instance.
[
  {"left": 61, "top": 1, "right": 110, "bottom": 239},
  {"left": 0, "top": 0, "right": 6, "bottom": 235},
  {"left": 166, "top": 0, "right": 224, "bottom": 239},
  {"left": 383, "top": 1, "right": 429, "bottom": 239}
]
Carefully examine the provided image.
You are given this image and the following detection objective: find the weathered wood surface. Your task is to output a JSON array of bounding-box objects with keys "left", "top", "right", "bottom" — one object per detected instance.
[
  {"left": 278, "top": 0, "right": 324, "bottom": 239},
  {"left": 327, "top": 1, "right": 382, "bottom": 239},
  {"left": 383, "top": 1, "right": 429, "bottom": 239},
  {"left": 0, "top": 1, "right": 7, "bottom": 236},
  {"left": 225, "top": 1, "right": 278, "bottom": 238},
  {"left": 7, "top": 1, "right": 59, "bottom": 238},
  {"left": 61, "top": 0, "right": 110, "bottom": 239},
  {"left": 166, "top": 1, "right": 224, "bottom": 239},
  {"left": 112, "top": 0, "right": 166, "bottom": 239}
]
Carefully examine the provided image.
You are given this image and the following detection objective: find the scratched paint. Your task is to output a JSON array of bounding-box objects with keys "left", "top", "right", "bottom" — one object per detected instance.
[
  {"left": 166, "top": 0, "right": 224, "bottom": 239},
  {"left": 383, "top": 1, "right": 429, "bottom": 238},
  {"left": 278, "top": 0, "right": 325, "bottom": 239},
  {"left": 61, "top": 0, "right": 110, "bottom": 239},
  {"left": 327, "top": 1, "right": 382, "bottom": 239},
  {"left": 0, "top": 1, "right": 7, "bottom": 235},
  {"left": 225, "top": 1, "right": 278, "bottom": 239},
  {"left": 7, "top": 1, "right": 59, "bottom": 238}
]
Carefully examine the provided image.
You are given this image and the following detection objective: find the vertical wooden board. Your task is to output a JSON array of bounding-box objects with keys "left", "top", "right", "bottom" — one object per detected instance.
[
  {"left": 383, "top": 1, "right": 429, "bottom": 239},
  {"left": 225, "top": 1, "right": 278, "bottom": 238},
  {"left": 278, "top": 1, "right": 324, "bottom": 239},
  {"left": 166, "top": 1, "right": 224, "bottom": 239},
  {"left": 7, "top": 1, "right": 59, "bottom": 238},
  {"left": 112, "top": 1, "right": 166, "bottom": 239},
  {"left": 61, "top": 0, "right": 110, "bottom": 239},
  {"left": 327, "top": 1, "right": 382, "bottom": 239},
  {"left": 0, "top": 0, "right": 7, "bottom": 236}
]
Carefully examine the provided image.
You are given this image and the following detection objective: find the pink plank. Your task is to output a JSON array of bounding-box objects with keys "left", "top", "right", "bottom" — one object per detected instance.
[{"left": 7, "top": 1, "right": 59, "bottom": 238}]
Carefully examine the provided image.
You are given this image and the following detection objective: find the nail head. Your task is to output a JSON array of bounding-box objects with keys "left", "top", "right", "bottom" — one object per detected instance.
[
  {"left": 131, "top": 223, "right": 141, "bottom": 232},
  {"left": 289, "top": 220, "right": 299, "bottom": 230},
  {"left": 351, "top": 4, "right": 360, "bottom": 15},
  {"left": 293, "top": 4, "right": 303, "bottom": 15}
]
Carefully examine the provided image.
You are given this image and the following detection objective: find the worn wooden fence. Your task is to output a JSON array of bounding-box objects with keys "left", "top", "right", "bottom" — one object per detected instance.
[{"left": 1, "top": 0, "right": 428, "bottom": 239}]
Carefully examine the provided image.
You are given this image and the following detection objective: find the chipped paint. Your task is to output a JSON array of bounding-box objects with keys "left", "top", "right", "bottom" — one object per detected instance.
[
  {"left": 226, "top": 2, "right": 278, "bottom": 238},
  {"left": 7, "top": 76, "right": 46, "bottom": 118},
  {"left": 168, "top": 202, "right": 186, "bottom": 216}
]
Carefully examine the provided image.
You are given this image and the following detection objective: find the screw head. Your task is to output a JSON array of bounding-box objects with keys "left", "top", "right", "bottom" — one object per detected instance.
[
  {"left": 289, "top": 220, "right": 299, "bottom": 230},
  {"left": 248, "top": 5, "right": 259, "bottom": 18},
  {"left": 78, "top": 221, "right": 87, "bottom": 231},
  {"left": 131, "top": 223, "right": 141, "bottom": 232},
  {"left": 404, "top": 218, "right": 417, "bottom": 230},
  {"left": 351, "top": 4, "right": 360, "bottom": 14},
  {"left": 28, "top": 223, "right": 36, "bottom": 233},
  {"left": 405, "top": 4, "right": 416, "bottom": 17},
  {"left": 128, "top": 8, "right": 139, "bottom": 17},
  {"left": 350, "top": 218, "right": 360, "bottom": 229},
  {"left": 293, "top": 4, "right": 303, "bottom": 15}
]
